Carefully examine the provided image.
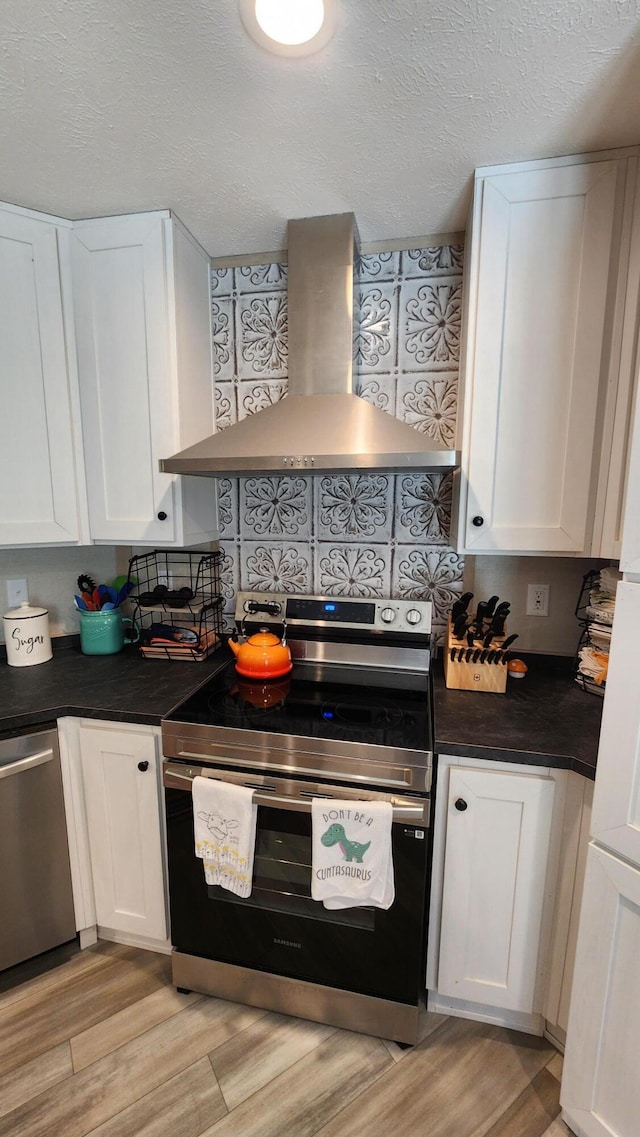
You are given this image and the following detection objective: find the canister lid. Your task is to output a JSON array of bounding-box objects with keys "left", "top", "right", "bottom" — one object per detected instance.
[{"left": 3, "top": 601, "right": 49, "bottom": 620}]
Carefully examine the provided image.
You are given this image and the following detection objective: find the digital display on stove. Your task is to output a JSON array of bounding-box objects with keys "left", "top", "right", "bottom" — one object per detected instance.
[{"left": 285, "top": 598, "right": 376, "bottom": 624}]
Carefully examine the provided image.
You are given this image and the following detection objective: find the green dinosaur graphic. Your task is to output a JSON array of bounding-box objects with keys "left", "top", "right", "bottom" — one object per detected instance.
[{"left": 321, "top": 823, "right": 371, "bottom": 863}]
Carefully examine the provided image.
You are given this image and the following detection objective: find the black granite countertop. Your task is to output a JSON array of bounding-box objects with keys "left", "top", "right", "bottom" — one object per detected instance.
[
  {"left": 0, "top": 641, "right": 603, "bottom": 781},
  {"left": 432, "top": 653, "right": 603, "bottom": 779},
  {"left": 0, "top": 640, "right": 229, "bottom": 736}
]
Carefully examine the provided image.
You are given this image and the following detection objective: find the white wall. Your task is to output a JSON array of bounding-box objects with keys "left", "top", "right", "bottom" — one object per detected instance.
[
  {"left": 464, "top": 555, "right": 606, "bottom": 656},
  {"left": 0, "top": 546, "right": 130, "bottom": 643}
]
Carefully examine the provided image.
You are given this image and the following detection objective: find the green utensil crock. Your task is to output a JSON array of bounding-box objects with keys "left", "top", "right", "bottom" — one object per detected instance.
[{"left": 79, "top": 609, "right": 137, "bottom": 655}]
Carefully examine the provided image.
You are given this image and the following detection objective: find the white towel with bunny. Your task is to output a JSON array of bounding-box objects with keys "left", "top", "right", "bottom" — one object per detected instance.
[
  {"left": 311, "top": 799, "right": 395, "bottom": 910},
  {"left": 193, "top": 776, "right": 257, "bottom": 898}
]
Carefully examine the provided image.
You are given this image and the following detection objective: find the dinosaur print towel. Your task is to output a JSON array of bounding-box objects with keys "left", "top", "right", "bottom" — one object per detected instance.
[
  {"left": 311, "top": 799, "right": 395, "bottom": 910},
  {"left": 192, "top": 776, "right": 257, "bottom": 898}
]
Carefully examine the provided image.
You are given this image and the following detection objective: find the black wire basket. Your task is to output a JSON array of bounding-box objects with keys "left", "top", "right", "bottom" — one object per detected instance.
[
  {"left": 127, "top": 549, "right": 225, "bottom": 661},
  {"left": 574, "top": 569, "right": 610, "bottom": 697}
]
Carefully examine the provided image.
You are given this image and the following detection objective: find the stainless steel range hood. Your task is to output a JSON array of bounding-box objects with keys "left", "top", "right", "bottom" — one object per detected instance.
[{"left": 160, "top": 213, "right": 460, "bottom": 476}]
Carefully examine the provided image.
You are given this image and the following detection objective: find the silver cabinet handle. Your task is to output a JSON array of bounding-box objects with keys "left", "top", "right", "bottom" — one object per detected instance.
[{"left": 0, "top": 748, "right": 54, "bottom": 780}]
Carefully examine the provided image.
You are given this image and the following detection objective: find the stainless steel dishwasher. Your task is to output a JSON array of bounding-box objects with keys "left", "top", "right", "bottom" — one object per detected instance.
[{"left": 0, "top": 724, "right": 77, "bottom": 971}]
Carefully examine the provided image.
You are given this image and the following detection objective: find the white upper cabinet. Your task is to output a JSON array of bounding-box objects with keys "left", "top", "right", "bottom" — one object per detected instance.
[
  {"left": 0, "top": 205, "right": 87, "bottom": 547},
  {"left": 455, "top": 152, "right": 639, "bottom": 557},
  {"left": 72, "top": 211, "right": 217, "bottom": 546}
]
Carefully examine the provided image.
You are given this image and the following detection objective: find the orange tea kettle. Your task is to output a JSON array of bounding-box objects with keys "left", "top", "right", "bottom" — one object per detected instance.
[{"left": 228, "top": 626, "right": 293, "bottom": 680}]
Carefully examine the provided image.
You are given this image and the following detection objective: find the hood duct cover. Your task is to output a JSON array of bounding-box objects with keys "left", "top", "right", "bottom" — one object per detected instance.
[{"left": 160, "top": 213, "right": 460, "bottom": 476}]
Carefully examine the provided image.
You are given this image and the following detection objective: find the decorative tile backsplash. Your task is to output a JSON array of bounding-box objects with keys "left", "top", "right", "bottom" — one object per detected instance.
[{"left": 213, "top": 244, "right": 465, "bottom": 641}]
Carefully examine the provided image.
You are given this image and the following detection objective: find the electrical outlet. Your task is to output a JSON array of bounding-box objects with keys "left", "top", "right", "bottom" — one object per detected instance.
[
  {"left": 7, "top": 579, "right": 28, "bottom": 608},
  {"left": 526, "top": 584, "right": 550, "bottom": 617}
]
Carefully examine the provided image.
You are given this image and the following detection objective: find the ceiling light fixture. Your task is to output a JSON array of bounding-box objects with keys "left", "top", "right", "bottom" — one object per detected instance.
[{"left": 239, "top": 0, "right": 337, "bottom": 57}]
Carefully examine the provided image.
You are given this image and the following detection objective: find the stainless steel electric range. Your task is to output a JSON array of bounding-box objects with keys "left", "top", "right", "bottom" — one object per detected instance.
[{"left": 161, "top": 591, "right": 434, "bottom": 1045}]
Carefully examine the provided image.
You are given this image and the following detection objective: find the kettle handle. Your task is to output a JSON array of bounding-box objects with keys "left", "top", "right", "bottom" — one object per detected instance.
[{"left": 240, "top": 615, "right": 288, "bottom": 645}]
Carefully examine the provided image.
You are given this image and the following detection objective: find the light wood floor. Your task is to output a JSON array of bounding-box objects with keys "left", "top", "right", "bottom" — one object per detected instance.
[{"left": 0, "top": 941, "right": 573, "bottom": 1137}]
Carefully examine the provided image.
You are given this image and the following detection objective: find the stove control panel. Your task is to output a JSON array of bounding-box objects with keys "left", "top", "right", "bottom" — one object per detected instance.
[{"left": 236, "top": 592, "right": 432, "bottom": 635}]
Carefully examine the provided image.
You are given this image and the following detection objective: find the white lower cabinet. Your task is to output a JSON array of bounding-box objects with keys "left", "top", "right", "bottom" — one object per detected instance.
[
  {"left": 58, "top": 718, "right": 168, "bottom": 950},
  {"left": 561, "top": 844, "right": 640, "bottom": 1137},
  {"left": 427, "top": 756, "right": 561, "bottom": 1032}
]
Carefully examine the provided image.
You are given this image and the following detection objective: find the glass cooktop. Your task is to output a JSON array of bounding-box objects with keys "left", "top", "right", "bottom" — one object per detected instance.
[{"left": 165, "top": 659, "right": 431, "bottom": 753}]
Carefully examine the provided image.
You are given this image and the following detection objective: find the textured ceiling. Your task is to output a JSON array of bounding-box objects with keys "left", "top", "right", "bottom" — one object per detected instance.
[{"left": 2, "top": 1, "right": 640, "bottom": 256}]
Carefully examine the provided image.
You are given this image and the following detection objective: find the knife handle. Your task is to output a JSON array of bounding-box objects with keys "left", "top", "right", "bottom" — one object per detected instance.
[
  {"left": 474, "top": 601, "right": 488, "bottom": 627},
  {"left": 500, "top": 633, "right": 519, "bottom": 653},
  {"left": 453, "top": 613, "right": 468, "bottom": 639}
]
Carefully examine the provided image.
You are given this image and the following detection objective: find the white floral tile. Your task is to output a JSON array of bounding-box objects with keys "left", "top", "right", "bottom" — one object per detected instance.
[
  {"left": 355, "top": 282, "right": 398, "bottom": 374},
  {"left": 219, "top": 541, "right": 240, "bottom": 613},
  {"left": 355, "top": 374, "right": 396, "bottom": 415},
  {"left": 211, "top": 266, "right": 234, "bottom": 297},
  {"left": 236, "top": 292, "right": 288, "bottom": 380},
  {"left": 316, "top": 543, "right": 391, "bottom": 597},
  {"left": 211, "top": 244, "right": 464, "bottom": 615},
  {"left": 398, "top": 276, "right": 462, "bottom": 371},
  {"left": 211, "top": 297, "right": 234, "bottom": 381},
  {"left": 215, "top": 382, "right": 236, "bottom": 432},
  {"left": 238, "top": 379, "right": 287, "bottom": 421},
  {"left": 358, "top": 251, "right": 400, "bottom": 284},
  {"left": 239, "top": 475, "right": 311, "bottom": 540},
  {"left": 401, "top": 246, "right": 464, "bottom": 278},
  {"left": 216, "top": 477, "right": 238, "bottom": 539},
  {"left": 391, "top": 547, "right": 464, "bottom": 622},
  {"left": 242, "top": 541, "right": 312, "bottom": 593},
  {"left": 236, "top": 262, "right": 287, "bottom": 293},
  {"left": 396, "top": 374, "right": 457, "bottom": 446},
  {"left": 317, "top": 474, "right": 393, "bottom": 542},
  {"left": 393, "top": 472, "right": 453, "bottom": 544}
]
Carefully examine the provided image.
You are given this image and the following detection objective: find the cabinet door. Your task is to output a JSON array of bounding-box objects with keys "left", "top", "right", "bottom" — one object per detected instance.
[
  {"left": 562, "top": 844, "right": 640, "bottom": 1137},
  {"left": 79, "top": 725, "right": 167, "bottom": 942},
  {"left": 590, "top": 582, "right": 640, "bottom": 865},
  {"left": 437, "top": 766, "right": 555, "bottom": 1011},
  {"left": 0, "top": 210, "right": 80, "bottom": 545},
  {"left": 460, "top": 159, "right": 620, "bottom": 554},
  {"left": 72, "top": 215, "right": 178, "bottom": 544},
  {"left": 620, "top": 350, "right": 640, "bottom": 572}
]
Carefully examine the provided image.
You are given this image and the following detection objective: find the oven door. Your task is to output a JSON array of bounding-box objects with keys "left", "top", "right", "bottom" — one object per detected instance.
[{"left": 164, "top": 761, "right": 430, "bottom": 1006}]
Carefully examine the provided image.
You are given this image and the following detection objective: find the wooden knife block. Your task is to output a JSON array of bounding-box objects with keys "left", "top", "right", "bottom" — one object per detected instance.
[{"left": 443, "top": 616, "right": 508, "bottom": 694}]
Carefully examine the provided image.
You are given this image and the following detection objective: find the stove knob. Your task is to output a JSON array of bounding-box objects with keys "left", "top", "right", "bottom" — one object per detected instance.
[
  {"left": 406, "top": 608, "right": 422, "bottom": 626},
  {"left": 380, "top": 607, "right": 396, "bottom": 624}
]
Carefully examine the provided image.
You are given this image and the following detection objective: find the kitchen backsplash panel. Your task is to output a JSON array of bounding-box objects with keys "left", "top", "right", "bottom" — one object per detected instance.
[{"left": 212, "top": 244, "right": 465, "bottom": 640}]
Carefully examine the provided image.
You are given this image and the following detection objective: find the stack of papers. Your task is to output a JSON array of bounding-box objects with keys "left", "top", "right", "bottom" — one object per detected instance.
[{"left": 576, "top": 567, "right": 621, "bottom": 695}]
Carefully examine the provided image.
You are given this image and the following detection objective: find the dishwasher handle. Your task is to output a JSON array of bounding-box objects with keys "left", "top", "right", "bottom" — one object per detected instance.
[{"left": 0, "top": 748, "right": 55, "bottom": 780}]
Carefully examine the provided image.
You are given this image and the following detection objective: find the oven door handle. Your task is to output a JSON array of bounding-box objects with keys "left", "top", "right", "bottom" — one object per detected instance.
[{"left": 163, "top": 765, "right": 427, "bottom": 822}]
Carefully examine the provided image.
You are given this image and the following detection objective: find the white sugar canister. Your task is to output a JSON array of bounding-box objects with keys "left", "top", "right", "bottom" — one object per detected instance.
[{"left": 3, "top": 602, "right": 53, "bottom": 667}]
